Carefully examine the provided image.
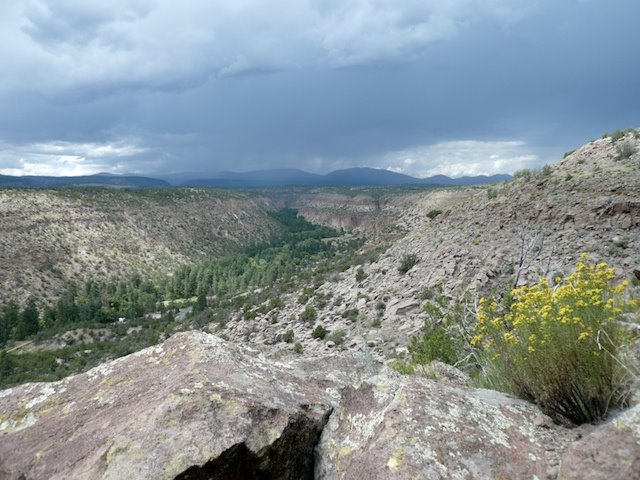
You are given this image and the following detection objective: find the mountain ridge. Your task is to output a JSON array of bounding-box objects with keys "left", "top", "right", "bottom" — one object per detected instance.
[
  {"left": 0, "top": 168, "right": 511, "bottom": 188},
  {"left": 172, "top": 167, "right": 512, "bottom": 187}
]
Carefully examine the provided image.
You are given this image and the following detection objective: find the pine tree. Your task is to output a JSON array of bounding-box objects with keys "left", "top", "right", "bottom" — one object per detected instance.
[
  {"left": 2, "top": 301, "right": 19, "bottom": 342},
  {"left": 16, "top": 298, "right": 39, "bottom": 340},
  {"left": 194, "top": 290, "right": 207, "bottom": 313},
  {"left": 0, "top": 350, "right": 13, "bottom": 380},
  {"left": 0, "top": 310, "right": 8, "bottom": 345}
]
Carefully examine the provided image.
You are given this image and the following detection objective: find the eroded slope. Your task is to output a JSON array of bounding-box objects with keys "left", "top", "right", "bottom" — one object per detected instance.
[{"left": 0, "top": 189, "right": 278, "bottom": 304}]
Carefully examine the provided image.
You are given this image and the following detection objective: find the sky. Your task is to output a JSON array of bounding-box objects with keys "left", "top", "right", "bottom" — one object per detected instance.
[{"left": 0, "top": 1, "right": 638, "bottom": 178}]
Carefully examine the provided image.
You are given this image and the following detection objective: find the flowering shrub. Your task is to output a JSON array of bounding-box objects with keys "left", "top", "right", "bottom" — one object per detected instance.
[{"left": 473, "top": 254, "right": 637, "bottom": 424}]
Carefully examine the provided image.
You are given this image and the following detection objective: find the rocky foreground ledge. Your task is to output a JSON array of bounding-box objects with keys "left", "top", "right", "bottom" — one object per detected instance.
[{"left": 1, "top": 332, "right": 638, "bottom": 479}]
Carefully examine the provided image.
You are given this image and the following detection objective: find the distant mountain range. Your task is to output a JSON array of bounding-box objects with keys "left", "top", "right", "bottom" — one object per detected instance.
[
  {"left": 0, "top": 168, "right": 511, "bottom": 189},
  {"left": 163, "top": 167, "right": 512, "bottom": 187}
]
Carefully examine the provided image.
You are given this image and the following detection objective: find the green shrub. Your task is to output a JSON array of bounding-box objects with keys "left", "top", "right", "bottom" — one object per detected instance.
[
  {"left": 612, "top": 237, "right": 629, "bottom": 250},
  {"left": 418, "top": 286, "right": 436, "bottom": 300},
  {"left": 422, "top": 302, "right": 443, "bottom": 320},
  {"left": 242, "top": 306, "right": 258, "bottom": 320},
  {"left": 541, "top": 164, "right": 552, "bottom": 176},
  {"left": 294, "top": 342, "right": 303, "bottom": 354},
  {"left": 427, "top": 209, "right": 442, "bottom": 220},
  {"left": 398, "top": 254, "right": 419, "bottom": 274},
  {"left": 269, "top": 297, "right": 284, "bottom": 310},
  {"left": 408, "top": 325, "right": 457, "bottom": 366},
  {"left": 611, "top": 129, "right": 626, "bottom": 141},
  {"left": 298, "top": 287, "right": 315, "bottom": 305},
  {"left": 314, "top": 292, "right": 331, "bottom": 310},
  {"left": 299, "top": 305, "right": 317, "bottom": 323},
  {"left": 355, "top": 267, "right": 367, "bottom": 282},
  {"left": 563, "top": 149, "right": 576, "bottom": 159},
  {"left": 312, "top": 324, "right": 327, "bottom": 339},
  {"left": 391, "top": 360, "right": 415, "bottom": 375},
  {"left": 281, "top": 329, "right": 294, "bottom": 343},
  {"left": 328, "top": 329, "right": 347, "bottom": 346},
  {"left": 341, "top": 308, "right": 359, "bottom": 321},
  {"left": 472, "top": 255, "right": 637, "bottom": 424},
  {"left": 603, "top": 128, "right": 638, "bottom": 142}
]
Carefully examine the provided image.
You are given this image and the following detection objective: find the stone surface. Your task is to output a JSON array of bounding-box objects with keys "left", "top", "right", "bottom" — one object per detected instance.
[
  {"left": 316, "top": 369, "right": 573, "bottom": 480},
  {"left": 0, "top": 332, "right": 374, "bottom": 480},
  {"left": 558, "top": 403, "right": 640, "bottom": 480},
  {"left": 3, "top": 331, "right": 639, "bottom": 480}
]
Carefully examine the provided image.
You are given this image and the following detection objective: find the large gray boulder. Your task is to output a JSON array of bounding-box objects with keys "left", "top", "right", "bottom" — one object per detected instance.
[
  {"left": 0, "top": 332, "right": 373, "bottom": 480},
  {"left": 559, "top": 402, "right": 640, "bottom": 480},
  {"left": 315, "top": 370, "right": 574, "bottom": 480}
]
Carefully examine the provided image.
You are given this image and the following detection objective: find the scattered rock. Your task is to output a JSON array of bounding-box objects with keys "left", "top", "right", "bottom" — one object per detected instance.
[
  {"left": 389, "top": 299, "right": 421, "bottom": 317},
  {"left": 534, "top": 415, "right": 553, "bottom": 429}
]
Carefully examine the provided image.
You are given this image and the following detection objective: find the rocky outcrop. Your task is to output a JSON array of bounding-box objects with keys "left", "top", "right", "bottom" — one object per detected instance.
[
  {"left": 3, "top": 331, "right": 640, "bottom": 479},
  {"left": 291, "top": 192, "right": 393, "bottom": 232},
  {"left": 0, "top": 332, "right": 374, "bottom": 480},
  {"left": 265, "top": 189, "right": 457, "bottom": 233},
  {"left": 315, "top": 370, "right": 577, "bottom": 480},
  {"left": 559, "top": 403, "right": 640, "bottom": 480}
]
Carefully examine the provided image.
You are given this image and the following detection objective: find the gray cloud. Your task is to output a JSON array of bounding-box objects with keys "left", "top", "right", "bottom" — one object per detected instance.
[
  {"left": 0, "top": 1, "right": 638, "bottom": 177},
  {"left": 3, "top": 0, "right": 529, "bottom": 95}
]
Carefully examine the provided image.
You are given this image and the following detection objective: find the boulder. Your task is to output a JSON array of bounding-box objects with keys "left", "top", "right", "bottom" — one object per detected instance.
[
  {"left": 558, "top": 403, "right": 640, "bottom": 480},
  {"left": 0, "top": 332, "right": 373, "bottom": 480},
  {"left": 388, "top": 299, "right": 421, "bottom": 317},
  {"left": 316, "top": 370, "right": 570, "bottom": 480}
]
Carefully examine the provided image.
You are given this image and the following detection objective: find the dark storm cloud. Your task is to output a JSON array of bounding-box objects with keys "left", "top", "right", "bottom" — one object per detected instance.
[{"left": 0, "top": 1, "right": 638, "bottom": 177}]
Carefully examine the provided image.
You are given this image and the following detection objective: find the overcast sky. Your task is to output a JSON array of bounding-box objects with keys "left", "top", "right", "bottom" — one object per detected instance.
[{"left": 0, "top": 1, "right": 638, "bottom": 178}]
